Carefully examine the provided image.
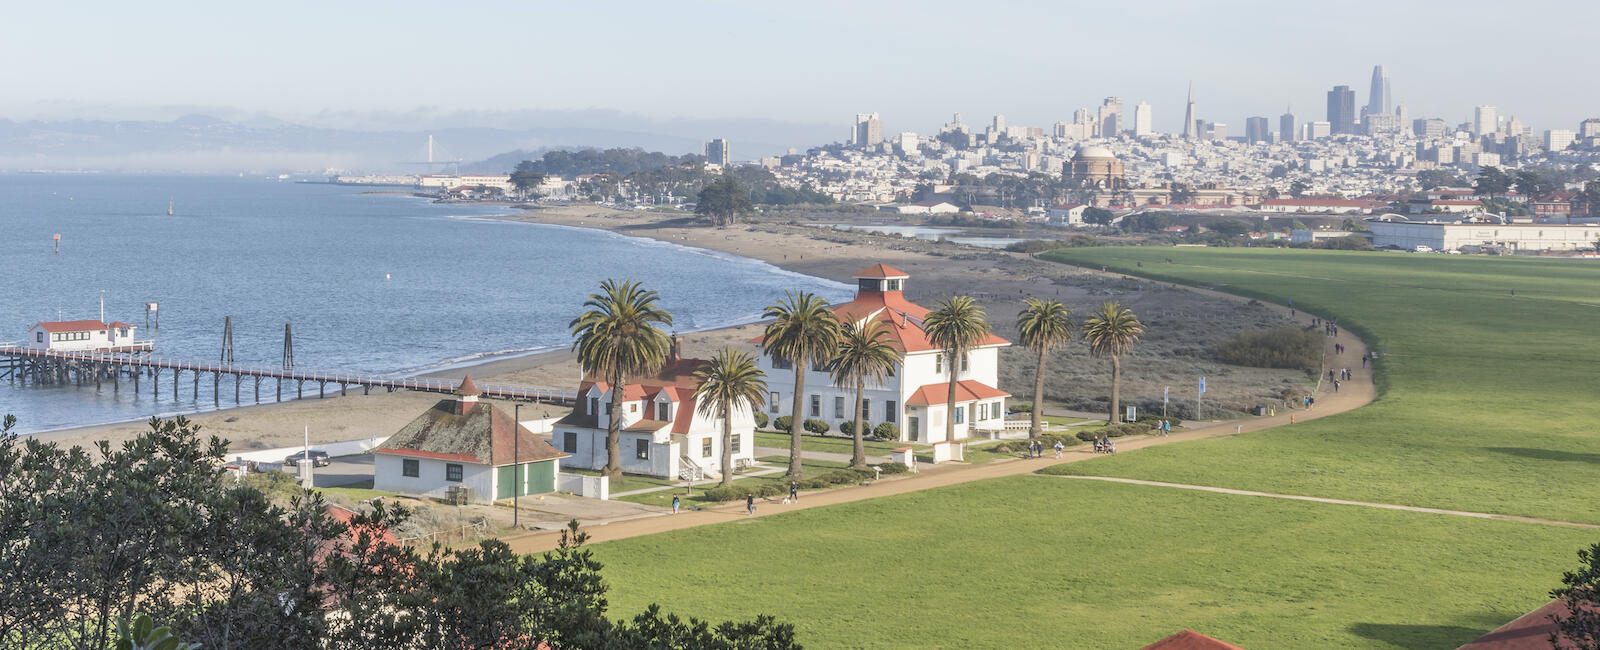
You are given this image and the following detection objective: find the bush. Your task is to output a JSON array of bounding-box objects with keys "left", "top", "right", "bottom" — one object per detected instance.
[
  {"left": 702, "top": 483, "right": 784, "bottom": 502},
  {"left": 774, "top": 415, "right": 793, "bottom": 432},
  {"left": 839, "top": 421, "right": 856, "bottom": 436},
  {"left": 1008, "top": 402, "right": 1032, "bottom": 413},
  {"left": 877, "top": 462, "right": 909, "bottom": 475},
  {"left": 753, "top": 412, "right": 769, "bottom": 429},
  {"left": 1316, "top": 235, "right": 1374, "bottom": 250},
  {"left": 803, "top": 419, "right": 830, "bottom": 434},
  {"left": 1216, "top": 326, "right": 1323, "bottom": 370},
  {"left": 873, "top": 422, "right": 898, "bottom": 440},
  {"left": 1076, "top": 430, "right": 1099, "bottom": 442}
]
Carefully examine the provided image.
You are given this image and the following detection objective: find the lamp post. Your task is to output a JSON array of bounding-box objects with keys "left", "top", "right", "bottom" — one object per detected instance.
[{"left": 513, "top": 403, "right": 522, "bottom": 529}]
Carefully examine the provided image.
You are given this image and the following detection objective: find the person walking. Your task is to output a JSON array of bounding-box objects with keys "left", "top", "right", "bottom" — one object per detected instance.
[
  {"left": 672, "top": 495, "right": 680, "bottom": 515},
  {"left": 1334, "top": 379, "right": 1341, "bottom": 392},
  {"left": 789, "top": 480, "right": 799, "bottom": 503},
  {"left": 746, "top": 493, "right": 755, "bottom": 516},
  {"left": 1053, "top": 441, "right": 1064, "bottom": 458}
]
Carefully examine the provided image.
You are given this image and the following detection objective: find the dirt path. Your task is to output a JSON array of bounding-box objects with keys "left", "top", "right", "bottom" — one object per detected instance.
[
  {"left": 1046, "top": 475, "right": 1600, "bottom": 529},
  {"left": 499, "top": 299, "right": 1374, "bottom": 555}
]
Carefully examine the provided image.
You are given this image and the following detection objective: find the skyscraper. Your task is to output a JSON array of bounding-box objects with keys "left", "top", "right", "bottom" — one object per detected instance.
[
  {"left": 1133, "top": 101, "right": 1153, "bottom": 136},
  {"left": 854, "top": 113, "right": 882, "bottom": 147},
  {"left": 1182, "top": 82, "right": 1197, "bottom": 139},
  {"left": 1098, "top": 97, "right": 1122, "bottom": 138},
  {"left": 1326, "top": 86, "right": 1356, "bottom": 134},
  {"left": 705, "top": 138, "right": 730, "bottom": 166},
  {"left": 1279, "top": 106, "right": 1296, "bottom": 143},
  {"left": 1365, "top": 65, "right": 1391, "bottom": 118},
  {"left": 1473, "top": 106, "right": 1497, "bottom": 137},
  {"left": 1245, "top": 117, "right": 1270, "bottom": 144}
]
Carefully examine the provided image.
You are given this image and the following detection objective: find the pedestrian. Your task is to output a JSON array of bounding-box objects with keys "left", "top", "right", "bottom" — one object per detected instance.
[
  {"left": 789, "top": 480, "right": 799, "bottom": 503},
  {"left": 746, "top": 493, "right": 755, "bottom": 516},
  {"left": 1334, "top": 379, "right": 1341, "bottom": 392},
  {"left": 1362, "top": 355, "right": 1368, "bottom": 369},
  {"left": 1290, "top": 413, "right": 1296, "bottom": 424},
  {"left": 672, "top": 495, "right": 680, "bottom": 515},
  {"left": 1054, "top": 441, "right": 1064, "bottom": 458},
  {"left": 1328, "top": 369, "right": 1335, "bottom": 382}
]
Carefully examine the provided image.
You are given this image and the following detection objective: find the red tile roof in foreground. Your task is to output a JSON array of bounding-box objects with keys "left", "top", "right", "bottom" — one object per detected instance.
[
  {"left": 905, "top": 379, "right": 1010, "bottom": 406},
  {"left": 1456, "top": 600, "right": 1574, "bottom": 650},
  {"left": 852, "top": 263, "right": 910, "bottom": 278},
  {"left": 1141, "top": 630, "right": 1248, "bottom": 650},
  {"left": 34, "top": 320, "right": 113, "bottom": 332},
  {"left": 750, "top": 265, "right": 1011, "bottom": 354}
]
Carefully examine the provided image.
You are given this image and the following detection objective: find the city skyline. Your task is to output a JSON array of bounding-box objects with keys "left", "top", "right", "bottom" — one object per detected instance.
[{"left": 1, "top": 1, "right": 1594, "bottom": 139}]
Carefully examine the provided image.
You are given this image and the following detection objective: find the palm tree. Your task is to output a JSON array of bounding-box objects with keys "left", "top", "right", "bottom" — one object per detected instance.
[
  {"left": 692, "top": 347, "right": 768, "bottom": 486},
  {"left": 761, "top": 291, "right": 841, "bottom": 479},
  {"left": 569, "top": 279, "right": 674, "bottom": 480},
  {"left": 1016, "top": 298, "right": 1074, "bottom": 439},
  {"left": 828, "top": 320, "right": 903, "bottom": 468},
  {"left": 1081, "top": 301, "right": 1145, "bottom": 425},
  {"left": 923, "top": 296, "right": 991, "bottom": 444}
]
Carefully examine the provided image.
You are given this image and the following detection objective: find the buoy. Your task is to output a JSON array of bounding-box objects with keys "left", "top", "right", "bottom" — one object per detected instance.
[
  {"left": 385, "top": 273, "right": 391, "bottom": 280},
  {"left": 53, "top": 233, "right": 60, "bottom": 253}
]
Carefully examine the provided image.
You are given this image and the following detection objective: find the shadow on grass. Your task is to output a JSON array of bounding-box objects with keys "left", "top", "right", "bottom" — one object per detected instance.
[
  {"left": 1346, "top": 622, "right": 1491, "bottom": 649},
  {"left": 1484, "top": 447, "right": 1600, "bottom": 464}
]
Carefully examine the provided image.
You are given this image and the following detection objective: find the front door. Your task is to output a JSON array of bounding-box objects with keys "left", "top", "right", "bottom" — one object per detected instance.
[{"left": 908, "top": 416, "right": 920, "bottom": 442}]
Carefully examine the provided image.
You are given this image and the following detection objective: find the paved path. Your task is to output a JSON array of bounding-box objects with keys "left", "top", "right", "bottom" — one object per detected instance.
[
  {"left": 1048, "top": 475, "right": 1600, "bottom": 529},
  {"left": 609, "top": 464, "right": 787, "bottom": 498},
  {"left": 497, "top": 285, "right": 1378, "bottom": 555}
]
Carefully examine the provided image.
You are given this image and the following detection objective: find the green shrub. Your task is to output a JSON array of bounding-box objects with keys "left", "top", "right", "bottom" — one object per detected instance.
[
  {"left": 877, "top": 462, "right": 909, "bottom": 475},
  {"left": 1076, "top": 430, "right": 1099, "bottom": 442},
  {"left": 753, "top": 412, "right": 769, "bottom": 429},
  {"left": 803, "top": 419, "right": 830, "bottom": 434},
  {"left": 700, "top": 486, "right": 742, "bottom": 502},
  {"left": 1216, "top": 326, "right": 1323, "bottom": 370},
  {"left": 1008, "top": 402, "right": 1032, "bottom": 413},
  {"left": 774, "top": 415, "right": 793, "bottom": 432},
  {"left": 839, "top": 421, "right": 857, "bottom": 435},
  {"left": 873, "top": 422, "right": 898, "bottom": 440}
]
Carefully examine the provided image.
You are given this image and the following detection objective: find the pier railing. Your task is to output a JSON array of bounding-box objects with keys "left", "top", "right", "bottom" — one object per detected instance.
[{"left": 0, "top": 344, "right": 576, "bottom": 404}]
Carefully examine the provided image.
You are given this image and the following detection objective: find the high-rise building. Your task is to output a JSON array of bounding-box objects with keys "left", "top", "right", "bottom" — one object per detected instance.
[
  {"left": 1545, "top": 129, "right": 1575, "bottom": 152},
  {"left": 993, "top": 114, "right": 1007, "bottom": 133},
  {"left": 854, "top": 113, "right": 883, "bottom": 147},
  {"left": 1394, "top": 104, "right": 1408, "bottom": 128},
  {"left": 1308, "top": 120, "right": 1332, "bottom": 139},
  {"left": 1413, "top": 118, "right": 1447, "bottom": 139},
  {"left": 896, "top": 132, "right": 919, "bottom": 156},
  {"left": 1326, "top": 86, "right": 1356, "bottom": 134},
  {"left": 1473, "top": 106, "right": 1497, "bottom": 137},
  {"left": 1279, "top": 107, "right": 1296, "bottom": 143},
  {"left": 1365, "top": 65, "right": 1391, "bottom": 118},
  {"left": 1182, "top": 82, "right": 1197, "bottom": 139},
  {"left": 1098, "top": 97, "right": 1122, "bottom": 137},
  {"left": 1362, "top": 113, "right": 1401, "bottom": 135},
  {"left": 1207, "top": 122, "right": 1228, "bottom": 141},
  {"left": 705, "top": 138, "right": 730, "bottom": 166},
  {"left": 1133, "top": 101, "right": 1153, "bottom": 136},
  {"left": 1245, "top": 116, "right": 1270, "bottom": 144},
  {"left": 1581, "top": 119, "right": 1600, "bottom": 139}
]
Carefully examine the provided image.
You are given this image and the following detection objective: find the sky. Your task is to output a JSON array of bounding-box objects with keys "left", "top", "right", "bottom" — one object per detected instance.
[{"left": 2, "top": 0, "right": 1596, "bottom": 138}]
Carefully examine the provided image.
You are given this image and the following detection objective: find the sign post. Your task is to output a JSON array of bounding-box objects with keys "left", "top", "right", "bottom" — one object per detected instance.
[
  {"left": 1163, "top": 386, "right": 1169, "bottom": 419},
  {"left": 1198, "top": 376, "right": 1206, "bottom": 421}
]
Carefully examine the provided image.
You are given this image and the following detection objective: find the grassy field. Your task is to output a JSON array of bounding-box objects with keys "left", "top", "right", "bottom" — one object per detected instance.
[
  {"left": 1036, "top": 248, "right": 1600, "bottom": 523},
  {"left": 754, "top": 431, "right": 924, "bottom": 456},
  {"left": 610, "top": 456, "right": 852, "bottom": 507},
  {"left": 591, "top": 475, "right": 1591, "bottom": 649}
]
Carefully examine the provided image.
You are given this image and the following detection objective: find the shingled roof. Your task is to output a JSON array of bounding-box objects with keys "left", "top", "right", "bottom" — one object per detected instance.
[{"left": 375, "top": 399, "right": 566, "bottom": 466}]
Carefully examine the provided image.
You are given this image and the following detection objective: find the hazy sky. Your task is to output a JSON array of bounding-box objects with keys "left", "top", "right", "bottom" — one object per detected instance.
[{"left": 3, "top": 0, "right": 1595, "bottom": 137}]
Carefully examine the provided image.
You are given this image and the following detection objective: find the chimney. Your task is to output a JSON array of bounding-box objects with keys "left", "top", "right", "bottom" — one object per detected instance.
[{"left": 669, "top": 332, "right": 682, "bottom": 364}]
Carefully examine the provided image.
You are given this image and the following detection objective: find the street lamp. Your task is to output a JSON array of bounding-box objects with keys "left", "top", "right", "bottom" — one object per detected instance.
[{"left": 512, "top": 403, "right": 522, "bottom": 529}]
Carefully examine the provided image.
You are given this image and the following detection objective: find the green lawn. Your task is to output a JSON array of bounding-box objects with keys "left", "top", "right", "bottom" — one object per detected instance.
[
  {"left": 1036, "top": 248, "right": 1600, "bottom": 523},
  {"left": 754, "top": 431, "right": 926, "bottom": 456},
  {"left": 591, "top": 475, "right": 1591, "bottom": 649},
  {"left": 610, "top": 456, "right": 850, "bottom": 507}
]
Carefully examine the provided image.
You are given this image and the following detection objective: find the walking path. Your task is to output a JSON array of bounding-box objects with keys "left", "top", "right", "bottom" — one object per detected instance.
[
  {"left": 498, "top": 287, "right": 1378, "bottom": 555},
  {"left": 1047, "top": 475, "right": 1600, "bottom": 529},
  {"left": 608, "top": 464, "right": 788, "bottom": 498}
]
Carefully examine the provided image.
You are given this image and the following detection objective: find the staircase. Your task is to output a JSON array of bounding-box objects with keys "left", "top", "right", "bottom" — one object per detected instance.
[{"left": 679, "top": 455, "right": 704, "bottom": 481}]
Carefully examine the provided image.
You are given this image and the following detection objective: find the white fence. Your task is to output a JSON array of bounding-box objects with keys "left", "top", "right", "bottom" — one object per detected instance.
[
  {"left": 229, "top": 435, "right": 392, "bottom": 464},
  {"left": 556, "top": 473, "right": 609, "bottom": 500}
]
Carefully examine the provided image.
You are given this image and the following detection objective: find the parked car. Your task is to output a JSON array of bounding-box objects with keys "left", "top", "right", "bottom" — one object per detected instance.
[
  {"left": 1414, "top": 245, "right": 1434, "bottom": 253},
  {"left": 285, "top": 450, "right": 332, "bottom": 467}
]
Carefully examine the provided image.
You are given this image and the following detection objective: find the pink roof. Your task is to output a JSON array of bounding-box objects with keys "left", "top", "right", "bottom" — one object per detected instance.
[
  {"left": 853, "top": 263, "right": 910, "bottom": 279},
  {"left": 905, "top": 379, "right": 1010, "bottom": 406},
  {"left": 35, "top": 320, "right": 113, "bottom": 333},
  {"left": 1141, "top": 630, "right": 1247, "bottom": 650}
]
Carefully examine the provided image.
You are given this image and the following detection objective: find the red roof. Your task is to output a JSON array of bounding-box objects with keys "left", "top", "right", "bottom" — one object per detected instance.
[
  {"left": 853, "top": 263, "right": 910, "bottom": 279},
  {"left": 905, "top": 379, "right": 1010, "bottom": 406},
  {"left": 1458, "top": 600, "right": 1577, "bottom": 650},
  {"left": 34, "top": 320, "right": 112, "bottom": 332},
  {"left": 455, "top": 374, "right": 482, "bottom": 397},
  {"left": 1141, "top": 630, "right": 1247, "bottom": 650}
]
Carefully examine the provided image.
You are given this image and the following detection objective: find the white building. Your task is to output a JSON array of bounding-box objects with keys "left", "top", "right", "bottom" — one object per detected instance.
[
  {"left": 373, "top": 376, "right": 567, "bottom": 505},
  {"left": 27, "top": 320, "right": 144, "bottom": 352},
  {"left": 418, "top": 174, "right": 515, "bottom": 193},
  {"left": 1474, "top": 106, "right": 1498, "bottom": 136},
  {"left": 1133, "top": 101, "right": 1153, "bottom": 137},
  {"left": 550, "top": 352, "right": 757, "bottom": 481},
  {"left": 1367, "top": 221, "right": 1600, "bottom": 252},
  {"left": 1048, "top": 203, "right": 1089, "bottom": 225},
  {"left": 757, "top": 264, "right": 1011, "bottom": 446},
  {"left": 1545, "top": 129, "right": 1575, "bottom": 152}
]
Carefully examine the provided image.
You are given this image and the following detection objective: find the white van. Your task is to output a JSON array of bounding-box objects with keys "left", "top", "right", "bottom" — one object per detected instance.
[{"left": 1414, "top": 245, "right": 1434, "bottom": 253}]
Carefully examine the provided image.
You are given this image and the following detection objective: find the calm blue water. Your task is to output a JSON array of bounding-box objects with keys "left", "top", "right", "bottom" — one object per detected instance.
[{"left": 0, "top": 175, "right": 851, "bottom": 434}]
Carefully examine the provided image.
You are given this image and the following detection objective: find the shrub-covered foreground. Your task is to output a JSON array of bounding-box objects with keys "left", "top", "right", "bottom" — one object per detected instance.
[
  {"left": 1214, "top": 325, "right": 1323, "bottom": 371},
  {"left": 0, "top": 415, "right": 796, "bottom": 649}
]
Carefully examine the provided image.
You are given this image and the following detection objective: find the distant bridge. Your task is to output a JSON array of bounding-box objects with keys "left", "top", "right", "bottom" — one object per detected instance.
[{"left": 0, "top": 344, "right": 575, "bottom": 406}]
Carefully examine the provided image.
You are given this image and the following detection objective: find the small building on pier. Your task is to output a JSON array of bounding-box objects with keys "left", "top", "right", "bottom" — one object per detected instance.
[
  {"left": 27, "top": 320, "right": 146, "bottom": 352},
  {"left": 373, "top": 375, "right": 567, "bottom": 505}
]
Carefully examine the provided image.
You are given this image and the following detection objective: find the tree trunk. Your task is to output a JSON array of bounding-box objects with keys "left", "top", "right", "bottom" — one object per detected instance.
[
  {"left": 1031, "top": 346, "right": 1046, "bottom": 439},
  {"left": 850, "top": 378, "right": 866, "bottom": 468},
  {"left": 720, "top": 397, "right": 734, "bottom": 487},
  {"left": 1108, "top": 356, "right": 1121, "bottom": 425},
  {"left": 944, "top": 350, "right": 959, "bottom": 443},
  {"left": 789, "top": 359, "right": 806, "bottom": 479},
  {"left": 606, "top": 370, "right": 623, "bottom": 480}
]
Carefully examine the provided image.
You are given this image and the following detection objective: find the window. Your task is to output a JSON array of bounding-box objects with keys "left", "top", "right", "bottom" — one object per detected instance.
[
  {"left": 886, "top": 401, "right": 897, "bottom": 423},
  {"left": 886, "top": 279, "right": 902, "bottom": 291},
  {"left": 629, "top": 403, "right": 638, "bottom": 413},
  {"left": 858, "top": 278, "right": 879, "bottom": 292},
  {"left": 954, "top": 407, "right": 965, "bottom": 424},
  {"left": 636, "top": 439, "right": 650, "bottom": 460},
  {"left": 563, "top": 431, "right": 577, "bottom": 453},
  {"left": 810, "top": 394, "right": 821, "bottom": 417},
  {"left": 773, "top": 358, "right": 793, "bottom": 370},
  {"left": 118, "top": 328, "right": 129, "bottom": 337},
  {"left": 445, "top": 464, "right": 463, "bottom": 482},
  {"left": 35, "top": 332, "right": 43, "bottom": 343},
  {"left": 833, "top": 396, "right": 845, "bottom": 419},
  {"left": 589, "top": 397, "right": 598, "bottom": 415},
  {"left": 659, "top": 403, "right": 672, "bottom": 421},
  {"left": 402, "top": 459, "right": 419, "bottom": 477},
  {"left": 861, "top": 399, "right": 870, "bottom": 420},
  {"left": 732, "top": 435, "right": 741, "bottom": 453},
  {"left": 769, "top": 392, "right": 780, "bottom": 413},
  {"left": 702, "top": 438, "right": 713, "bottom": 457},
  {"left": 962, "top": 354, "right": 970, "bottom": 372}
]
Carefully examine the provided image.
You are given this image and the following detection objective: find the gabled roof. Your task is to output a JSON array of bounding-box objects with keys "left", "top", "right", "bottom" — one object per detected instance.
[
  {"left": 853, "top": 263, "right": 910, "bottom": 279},
  {"left": 376, "top": 400, "right": 566, "bottom": 466},
  {"left": 1457, "top": 600, "right": 1575, "bottom": 650},
  {"left": 905, "top": 379, "right": 1010, "bottom": 406},
  {"left": 1141, "top": 630, "right": 1247, "bottom": 650},
  {"left": 34, "top": 320, "right": 112, "bottom": 332}
]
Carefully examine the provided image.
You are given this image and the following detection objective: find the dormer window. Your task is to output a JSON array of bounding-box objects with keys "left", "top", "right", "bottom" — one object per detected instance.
[
  {"left": 660, "top": 402, "right": 673, "bottom": 421},
  {"left": 858, "top": 278, "right": 882, "bottom": 292},
  {"left": 589, "top": 397, "right": 599, "bottom": 415},
  {"left": 886, "top": 279, "right": 902, "bottom": 291}
]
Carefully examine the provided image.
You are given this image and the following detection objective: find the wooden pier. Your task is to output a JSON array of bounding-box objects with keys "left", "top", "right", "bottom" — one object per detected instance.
[{"left": 0, "top": 344, "right": 575, "bottom": 406}]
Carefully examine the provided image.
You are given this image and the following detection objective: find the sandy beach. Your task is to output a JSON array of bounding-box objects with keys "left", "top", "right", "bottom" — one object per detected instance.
[{"left": 30, "top": 204, "right": 1308, "bottom": 453}]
